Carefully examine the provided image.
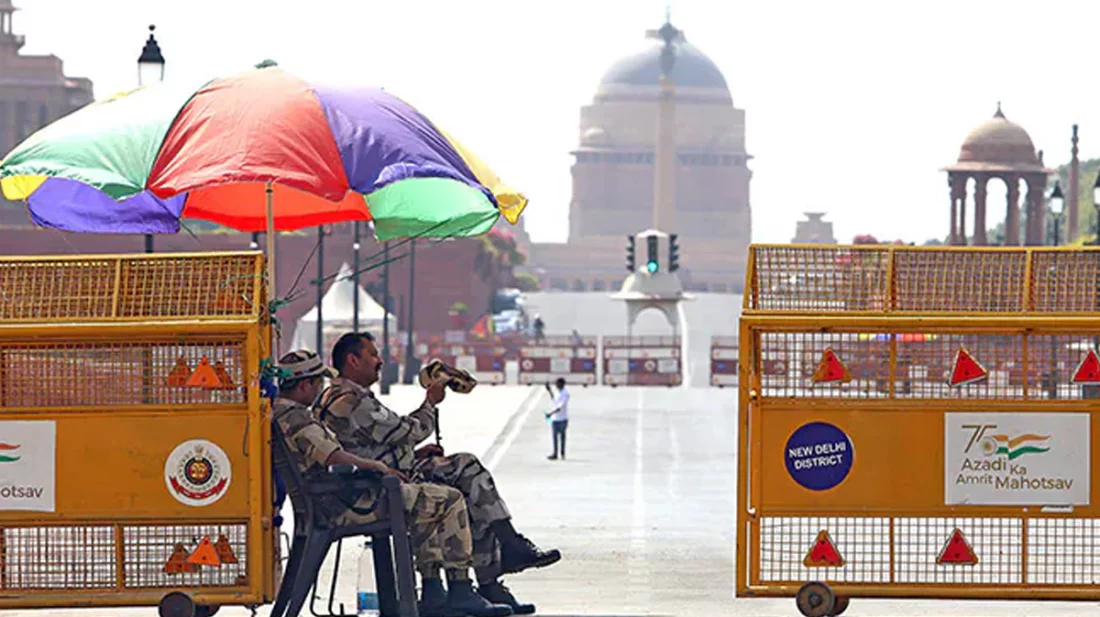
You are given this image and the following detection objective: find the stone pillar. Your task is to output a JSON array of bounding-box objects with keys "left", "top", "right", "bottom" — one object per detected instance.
[
  {"left": 949, "top": 173, "right": 966, "bottom": 245},
  {"left": 1069, "top": 124, "right": 1080, "bottom": 241},
  {"left": 1005, "top": 175, "right": 1020, "bottom": 246},
  {"left": 949, "top": 179, "right": 959, "bottom": 245},
  {"left": 1025, "top": 175, "right": 1045, "bottom": 246},
  {"left": 958, "top": 177, "right": 968, "bottom": 245},
  {"left": 652, "top": 76, "right": 677, "bottom": 231},
  {"left": 973, "top": 175, "right": 988, "bottom": 245}
]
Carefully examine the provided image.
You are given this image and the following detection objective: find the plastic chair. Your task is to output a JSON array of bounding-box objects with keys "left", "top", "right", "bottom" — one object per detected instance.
[{"left": 270, "top": 421, "right": 419, "bottom": 617}]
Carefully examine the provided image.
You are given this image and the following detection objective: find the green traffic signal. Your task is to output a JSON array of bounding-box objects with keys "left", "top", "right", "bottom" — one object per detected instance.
[{"left": 646, "top": 235, "right": 658, "bottom": 273}]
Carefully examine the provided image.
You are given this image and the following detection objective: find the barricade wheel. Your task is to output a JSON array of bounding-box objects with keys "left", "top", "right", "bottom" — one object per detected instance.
[
  {"left": 158, "top": 591, "right": 196, "bottom": 617},
  {"left": 831, "top": 595, "right": 849, "bottom": 616},
  {"left": 795, "top": 581, "right": 835, "bottom": 617}
]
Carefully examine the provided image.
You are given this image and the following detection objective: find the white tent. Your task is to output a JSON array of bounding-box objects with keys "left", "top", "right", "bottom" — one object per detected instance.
[{"left": 290, "top": 262, "right": 398, "bottom": 355}]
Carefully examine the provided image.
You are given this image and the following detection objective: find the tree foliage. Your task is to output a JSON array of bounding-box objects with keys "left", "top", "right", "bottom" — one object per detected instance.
[
  {"left": 1053, "top": 157, "right": 1100, "bottom": 243},
  {"left": 472, "top": 228, "right": 539, "bottom": 296}
]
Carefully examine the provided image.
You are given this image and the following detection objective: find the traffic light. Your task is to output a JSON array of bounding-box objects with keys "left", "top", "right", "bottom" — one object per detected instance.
[
  {"left": 646, "top": 235, "right": 659, "bottom": 273},
  {"left": 668, "top": 234, "right": 680, "bottom": 272},
  {"left": 626, "top": 235, "right": 636, "bottom": 271}
]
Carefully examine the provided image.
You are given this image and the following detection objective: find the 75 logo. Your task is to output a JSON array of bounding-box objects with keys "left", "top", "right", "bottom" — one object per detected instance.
[{"left": 961, "top": 424, "right": 997, "bottom": 453}]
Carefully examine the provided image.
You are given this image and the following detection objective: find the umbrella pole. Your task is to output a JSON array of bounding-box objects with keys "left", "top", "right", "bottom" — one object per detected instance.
[{"left": 265, "top": 182, "right": 278, "bottom": 349}]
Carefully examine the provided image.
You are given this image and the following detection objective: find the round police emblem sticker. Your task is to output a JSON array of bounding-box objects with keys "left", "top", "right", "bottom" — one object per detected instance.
[
  {"left": 164, "top": 439, "right": 232, "bottom": 506},
  {"left": 784, "top": 422, "right": 854, "bottom": 491}
]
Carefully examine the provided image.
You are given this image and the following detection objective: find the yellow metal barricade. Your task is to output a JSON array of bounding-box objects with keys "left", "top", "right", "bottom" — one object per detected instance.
[
  {"left": 737, "top": 245, "right": 1100, "bottom": 615},
  {"left": 0, "top": 251, "right": 273, "bottom": 613}
]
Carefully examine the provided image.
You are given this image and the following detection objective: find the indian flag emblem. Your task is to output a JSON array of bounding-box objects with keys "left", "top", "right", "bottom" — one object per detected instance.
[
  {"left": 0, "top": 443, "right": 20, "bottom": 463},
  {"left": 981, "top": 433, "right": 1050, "bottom": 460}
]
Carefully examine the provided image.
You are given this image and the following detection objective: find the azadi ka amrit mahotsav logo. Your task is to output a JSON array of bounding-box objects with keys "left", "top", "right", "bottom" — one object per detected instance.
[
  {"left": 0, "top": 443, "right": 20, "bottom": 462},
  {"left": 980, "top": 433, "right": 1049, "bottom": 460}
]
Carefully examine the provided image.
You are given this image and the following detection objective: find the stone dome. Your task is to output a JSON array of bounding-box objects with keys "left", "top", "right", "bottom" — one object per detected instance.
[
  {"left": 956, "top": 104, "right": 1040, "bottom": 167},
  {"left": 597, "top": 37, "right": 729, "bottom": 93}
]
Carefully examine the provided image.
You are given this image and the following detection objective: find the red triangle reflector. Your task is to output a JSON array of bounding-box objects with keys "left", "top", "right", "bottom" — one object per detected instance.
[
  {"left": 812, "top": 347, "right": 852, "bottom": 384},
  {"left": 949, "top": 347, "right": 987, "bottom": 387},
  {"left": 803, "top": 530, "right": 845, "bottom": 567},
  {"left": 936, "top": 528, "right": 978, "bottom": 565},
  {"left": 1073, "top": 349, "right": 1100, "bottom": 383},
  {"left": 186, "top": 535, "right": 222, "bottom": 567}
]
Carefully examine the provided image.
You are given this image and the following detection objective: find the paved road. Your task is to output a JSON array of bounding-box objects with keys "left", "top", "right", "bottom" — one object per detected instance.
[
  {"left": 483, "top": 384, "right": 1100, "bottom": 617},
  {"left": 488, "top": 385, "right": 738, "bottom": 616},
  {"left": 522, "top": 291, "right": 742, "bottom": 388}
]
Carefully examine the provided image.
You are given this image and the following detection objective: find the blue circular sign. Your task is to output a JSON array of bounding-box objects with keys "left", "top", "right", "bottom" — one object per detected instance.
[{"left": 784, "top": 422, "right": 854, "bottom": 491}]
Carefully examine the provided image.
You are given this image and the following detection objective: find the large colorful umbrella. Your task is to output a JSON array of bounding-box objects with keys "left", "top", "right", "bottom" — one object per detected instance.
[{"left": 0, "top": 63, "right": 526, "bottom": 305}]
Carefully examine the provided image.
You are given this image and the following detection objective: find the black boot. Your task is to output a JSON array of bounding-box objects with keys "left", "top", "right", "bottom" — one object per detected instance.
[
  {"left": 499, "top": 535, "right": 562, "bottom": 575},
  {"left": 478, "top": 581, "right": 536, "bottom": 615},
  {"left": 446, "top": 579, "right": 514, "bottom": 617},
  {"left": 492, "top": 519, "right": 562, "bottom": 575},
  {"left": 419, "top": 578, "right": 451, "bottom": 617}
]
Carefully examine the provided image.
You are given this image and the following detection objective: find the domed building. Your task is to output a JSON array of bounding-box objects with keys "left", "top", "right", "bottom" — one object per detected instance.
[
  {"left": 523, "top": 16, "right": 752, "bottom": 293},
  {"left": 943, "top": 104, "right": 1052, "bottom": 246}
]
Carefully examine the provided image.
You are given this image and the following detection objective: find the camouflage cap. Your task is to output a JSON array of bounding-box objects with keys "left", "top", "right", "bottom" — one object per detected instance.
[{"left": 278, "top": 350, "right": 338, "bottom": 383}]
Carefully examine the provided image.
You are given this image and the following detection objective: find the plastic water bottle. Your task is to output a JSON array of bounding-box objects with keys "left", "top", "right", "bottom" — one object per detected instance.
[{"left": 357, "top": 540, "right": 379, "bottom": 616}]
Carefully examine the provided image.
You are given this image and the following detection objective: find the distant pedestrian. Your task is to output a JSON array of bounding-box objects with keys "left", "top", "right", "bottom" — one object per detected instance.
[
  {"left": 544, "top": 378, "right": 569, "bottom": 460},
  {"left": 533, "top": 315, "right": 545, "bottom": 343}
]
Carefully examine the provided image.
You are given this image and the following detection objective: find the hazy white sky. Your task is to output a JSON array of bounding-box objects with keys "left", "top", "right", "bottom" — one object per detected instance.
[{"left": 15, "top": 0, "right": 1100, "bottom": 244}]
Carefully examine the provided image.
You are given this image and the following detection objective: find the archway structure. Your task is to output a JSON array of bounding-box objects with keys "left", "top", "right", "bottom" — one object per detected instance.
[{"left": 943, "top": 103, "right": 1052, "bottom": 246}]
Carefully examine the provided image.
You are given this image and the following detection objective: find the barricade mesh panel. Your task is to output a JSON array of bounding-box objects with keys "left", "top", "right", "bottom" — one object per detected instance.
[
  {"left": 755, "top": 331, "right": 1100, "bottom": 400},
  {"left": 0, "top": 253, "right": 262, "bottom": 321},
  {"left": 751, "top": 246, "right": 889, "bottom": 312},
  {"left": 748, "top": 246, "right": 1100, "bottom": 313},
  {"left": 893, "top": 250, "right": 1026, "bottom": 312},
  {"left": 1030, "top": 252, "right": 1100, "bottom": 312},
  {"left": 0, "top": 338, "right": 247, "bottom": 408},
  {"left": 122, "top": 523, "right": 248, "bottom": 588},
  {"left": 0, "top": 525, "right": 117, "bottom": 590}
]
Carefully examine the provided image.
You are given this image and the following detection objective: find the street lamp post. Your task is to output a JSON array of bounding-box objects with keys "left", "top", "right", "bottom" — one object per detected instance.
[
  {"left": 1090, "top": 172, "right": 1100, "bottom": 399},
  {"left": 1094, "top": 172, "right": 1100, "bottom": 246},
  {"left": 1048, "top": 182, "right": 1065, "bottom": 399},
  {"left": 1050, "top": 181, "right": 1065, "bottom": 246},
  {"left": 137, "top": 25, "right": 165, "bottom": 254}
]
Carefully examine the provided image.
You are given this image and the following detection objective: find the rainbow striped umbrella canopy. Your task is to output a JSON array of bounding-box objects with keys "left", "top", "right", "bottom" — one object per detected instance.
[{"left": 0, "top": 63, "right": 526, "bottom": 241}]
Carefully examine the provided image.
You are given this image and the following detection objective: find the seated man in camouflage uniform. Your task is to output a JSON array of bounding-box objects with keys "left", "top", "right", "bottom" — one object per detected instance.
[
  {"left": 273, "top": 350, "right": 512, "bottom": 617},
  {"left": 318, "top": 333, "right": 561, "bottom": 615}
]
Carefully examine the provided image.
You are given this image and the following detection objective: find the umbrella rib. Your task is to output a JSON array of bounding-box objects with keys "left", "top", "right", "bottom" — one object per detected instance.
[
  {"left": 313, "top": 210, "right": 498, "bottom": 288},
  {"left": 278, "top": 209, "right": 501, "bottom": 311}
]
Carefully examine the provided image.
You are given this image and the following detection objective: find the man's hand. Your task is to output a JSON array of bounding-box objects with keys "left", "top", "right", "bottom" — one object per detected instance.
[
  {"left": 426, "top": 379, "right": 447, "bottom": 406},
  {"left": 328, "top": 450, "right": 409, "bottom": 482},
  {"left": 363, "top": 460, "right": 408, "bottom": 482},
  {"left": 415, "top": 444, "right": 445, "bottom": 460}
]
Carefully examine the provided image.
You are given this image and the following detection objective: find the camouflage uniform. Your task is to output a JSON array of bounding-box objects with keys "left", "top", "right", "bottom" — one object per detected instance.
[
  {"left": 273, "top": 397, "right": 473, "bottom": 571},
  {"left": 318, "top": 378, "right": 511, "bottom": 576}
]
